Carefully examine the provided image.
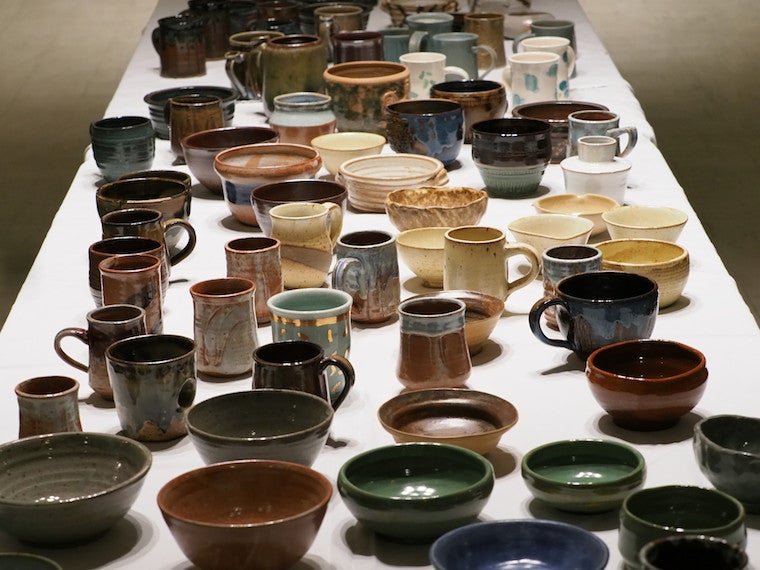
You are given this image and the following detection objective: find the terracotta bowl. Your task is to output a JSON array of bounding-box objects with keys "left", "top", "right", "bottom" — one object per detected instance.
[
  {"left": 508, "top": 213, "right": 594, "bottom": 255},
  {"left": 396, "top": 226, "right": 449, "bottom": 288},
  {"left": 181, "top": 126, "right": 279, "bottom": 194},
  {"left": 158, "top": 460, "right": 332, "bottom": 570},
  {"left": 533, "top": 193, "right": 619, "bottom": 237},
  {"left": 143, "top": 85, "right": 239, "bottom": 139},
  {"left": 0, "top": 432, "right": 151, "bottom": 545},
  {"left": 585, "top": 339, "right": 708, "bottom": 431},
  {"left": 214, "top": 143, "right": 322, "bottom": 226},
  {"left": 338, "top": 442, "right": 494, "bottom": 541},
  {"left": 311, "top": 131, "right": 386, "bottom": 175},
  {"left": 602, "top": 205, "right": 688, "bottom": 242},
  {"left": 378, "top": 388, "right": 518, "bottom": 455},
  {"left": 595, "top": 238, "right": 690, "bottom": 308},
  {"left": 385, "top": 186, "right": 488, "bottom": 232}
]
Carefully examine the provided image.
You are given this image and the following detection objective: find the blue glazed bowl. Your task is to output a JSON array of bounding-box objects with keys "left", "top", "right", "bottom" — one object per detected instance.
[
  {"left": 386, "top": 99, "right": 464, "bottom": 166},
  {"left": 430, "top": 519, "right": 609, "bottom": 570}
]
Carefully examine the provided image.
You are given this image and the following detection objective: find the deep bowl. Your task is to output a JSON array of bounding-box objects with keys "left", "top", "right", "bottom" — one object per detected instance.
[
  {"left": 158, "top": 460, "right": 332, "bottom": 570},
  {"left": 694, "top": 415, "right": 760, "bottom": 513},
  {"left": 311, "top": 132, "right": 386, "bottom": 175},
  {"left": 602, "top": 205, "right": 688, "bottom": 242},
  {"left": 0, "top": 432, "right": 151, "bottom": 545},
  {"left": 186, "top": 390, "right": 333, "bottom": 466},
  {"left": 338, "top": 442, "right": 494, "bottom": 541},
  {"left": 378, "top": 388, "right": 517, "bottom": 455},
  {"left": 385, "top": 186, "right": 488, "bottom": 232},
  {"left": 95, "top": 177, "right": 191, "bottom": 222},
  {"left": 143, "top": 85, "right": 239, "bottom": 139},
  {"left": 638, "top": 534, "right": 749, "bottom": 570},
  {"left": 118, "top": 169, "right": 192, "bottom": 190},
  {"left": 533, "top": 193, "right": 619, "bottom": 236},
  {"left": 396, "top": 227, "right": 449, "bottom": 288},
  {"left": 0, "top": 554, "right": 63, "bottom": 569},
  {"left": 521, "top": 439, "right": 646, "bottom": 513},
  {"left": 508, "top": 213, "right": 594, "bottom": 255},
  {"left": 430, "top": 519, "right": 610, "bottom": 570}
]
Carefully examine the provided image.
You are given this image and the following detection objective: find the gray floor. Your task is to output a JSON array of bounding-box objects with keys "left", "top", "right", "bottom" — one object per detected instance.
[{"left": 1, "top": 0, "right": 759, "bottom": 327}]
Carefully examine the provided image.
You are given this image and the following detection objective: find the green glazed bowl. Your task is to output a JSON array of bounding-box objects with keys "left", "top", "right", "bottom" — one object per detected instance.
[
  {"left": 338, "top": 442, "right": 494, "bottom": 542},
  {"left": 619, "top": 485, "right": 747, "bottom": 570},
  {"left": 521, "top": 439, "right": 645, "bottom": 513}
]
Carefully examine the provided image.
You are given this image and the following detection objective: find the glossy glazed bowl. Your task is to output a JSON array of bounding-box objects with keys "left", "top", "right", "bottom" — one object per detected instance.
[
  {"left": 214, "top": 143, "right": 322, "bottom": 226},
  {"left": 158, "top": 460, "right": 332, "bottom": 570},
  {"left": 533, "top": 193, "right": 619, "bottom": 236},
  {"left": 431, "top": 519, "right": 610, "bottom": 570},
  {"left": 186, "top": 390, "right": 333, "bottom": 466},
  {"left": 118, "top": 169, "right": 192, "bottom": 190},
  {"left": 311, "top": 131, "right": 386, "bottom": 175},
  {"left": 95, "top": 177, "right": 191, "bottom": 222},
  {"left": 181, "top": 126, "right": 279, "bottom": 194},
  {"left": 638, "top": 534, "right": 749, "bottom": 570},
  {"left": 619, "top": 485, "right": 746, "bottom": 570},
  {"left": 0, "top": 432, "right": 151, "bottom": 545},
  {"left": 396, "top": 227, "right": 449, "bottom": 288},
  {"left": 602, "top": 205, "right": 688, "bottom": 242},
  {"left": 143, "top": 85, "right": 239, "bottom": 139},
  {"left": 596, "top": 238, "right": 690, "bottom": 308},
  {"left": 338, "top": 442, "right": 494, "bottom": 541},
  {"left": 508, "top": 213, "right": 594, "bottom": 255},
  {"left": 694, "top": 415, "right": 760, "bottom": 513},
  {"left": 378, "top": 389, "right": 517, "bottom": 455},
  {"left": 385, "top": 186, "right": 488, "bottom": 232},
  {"left": 586, "top": 339, "right": 708, "bottom": 431},
  {"left": 521, "top": 439, "right": 646, "bottom": 513}
]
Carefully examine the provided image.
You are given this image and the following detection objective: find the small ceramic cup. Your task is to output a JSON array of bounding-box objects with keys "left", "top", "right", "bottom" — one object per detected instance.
[
  {"left": 503, "top": 51, "right": 561, "bottom": 109},
  {"left": 90, "top": 116, "right": 155, "bottom": 182},
  {"left": 225, "top": 237, "right": 284, "bottom": 324},
  {"left": 99, "top": 254, "right": 164, "bottom": 335},
  {"left": 430, "top": 79, "right": 507, "bottom": 144},
  {"left": 516, "top": 36, "right": 575, "bottom": 99},
  {"left": 15, "top": 376, "right": 82, "bottom": 439},
  {"left": 567, "top": 110, "right": 638, "bottom": 158},
  {"left": 151, "top": 14, "right": 207, "bottom": 78},
  {"left": 541, "top": 244, "right": 602, "bottom": 328},
  {"left": 399, "top": 52, "right": 469, "bottom": 100},
  {"left": 333, "top": 30, "right": 384, "bottom": 63},
  {"left": 167, "top": 94, "right": 225, "bottom": 162}
]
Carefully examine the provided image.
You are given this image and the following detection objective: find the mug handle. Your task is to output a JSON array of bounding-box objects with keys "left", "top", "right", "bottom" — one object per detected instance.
[
  {"left": 224, "top": 51, "right": 248, "bottom": 97},
  {"left": 163, "top": 218, "right": 197, "bottom": 265},
  {"left": 565, "top": 45, "right": 577, "bottom": 78},
  {"left": 323, "top": 202, "right": 344, "bottom": 246},
  {"left": 54, "top": 328, "right": 89, "bottom": 372},
  {"left": 444, "top": 65, "right": 470, "bottom": 81},
  {"left": 503, "top": 242, "right": 540, "bottom": 295},
  {"left": 318, "top": 354, "right": 355, "bottom": 410},
  {"left": 151, "top": 27, "right": 162, "bottom": 53},
  {"left": 606, "top": 126, "right": 638, "bottom": 157},
  {"left": 408, "top": 30, "right": 428, "bottom": 52},
  {"left": 332, "top": 257, "right": 363, "bottom": 295},
  {"left": 472, "top": 45, "right": 496, "bottom": 80},
  {"left": 511, "top": 31, "right": 535, "bottom": 52},
  {"left": 528, "top": 296, "right": 574, "bottom": 350}
]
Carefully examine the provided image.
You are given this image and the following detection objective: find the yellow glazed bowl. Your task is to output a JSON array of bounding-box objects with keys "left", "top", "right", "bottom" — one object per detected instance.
[
  {"left": 508, "top": 214, "right": 594, "bottom": 255},
  {"left": 396, "top": 227, "right": 450, "bottom": 288},
  {"left": 533, "top": 193, "right": 619, "bottom": 237},
  {"left": 385, "top": 186, "right": 488, "bottom": 232},
  {"left": 311, "top": 132, "right": 386, "bottom": 176},
  {"left": 601, "top": 205, "right": 688, "bottom": 242}
]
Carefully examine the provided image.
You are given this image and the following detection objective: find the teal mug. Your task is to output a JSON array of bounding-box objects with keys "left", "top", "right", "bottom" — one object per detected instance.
[{"left": 428, "top": 32, "right": 496, "bottom": 80}]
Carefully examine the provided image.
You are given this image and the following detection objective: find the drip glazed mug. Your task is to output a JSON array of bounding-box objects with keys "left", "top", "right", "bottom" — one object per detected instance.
[
  {"left": 15, "top": 376, "right": 82, "bottom": 439},
  {"left": 541, "top": 244, "right": 602, "bottom": 329},
  {"left": 166, "top": 94, "right": 225, "bottom": 162},
  {"left": 99, "top": 254, "right": 164, "bottom": 335},
  {"left": 225, "top": 236, "right": 284, "bottom": 324},
  {"left": 152, "top": 14, "right": 206, "bottom": 78},
  {"left": 224, "top": 30, "right": 284, "bottom": 100},
  {"left": 90, "top": 116, "right": 155, "bottom": 182}
]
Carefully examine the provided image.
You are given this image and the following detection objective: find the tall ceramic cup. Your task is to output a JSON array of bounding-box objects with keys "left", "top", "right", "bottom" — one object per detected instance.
[
  {"left": 99, "top": 254, "right": 164, "bottom": 335},
  {"left": 398, "top": 52, "right": 469, "bottom": 100},
  {"left": 463, "top": 12, "right": 506, "bottom": 68},
  {"left": 167, "top": 94, "right": 225, "bottom": 162},
  {"left": 406, "top": 12, "right": 455, "bottom": 51},
  {"left": 54, "top": 304, "right": 147, "bottom": 400},
  {"left": 444, "top": 226, "right": 540, "bottom": 301},
  {"left": 513, "top": 19, "right": 577, "bottom": 57},
  {"left": 269, "top": 201, "right": 343, "bottom": 289},
  {"left": 151, "top": 14, "right": 207, "bottom": 78},
  {"left": 225, "top": 31, "right": 284, "bottom": 100},
  {"left": 15, "top": 376, "right": 82, "bottom": 439},
  {"left": 315, "top": 5, "right": 364, "bottom": 61},
  {"left": 503, "top": 51, "right": 561, "bottom": 109},
  {"left": 541, "top": 244, "right": 602, "bottom": 329},
  {"left": 89, "top": 116, "right": 155, "bottom": 182},
  {"left": 431, "top": 79, "right": 507, "bottom": 144},
  {"left": 428, "top": 32, "right": 496, "bottom": 81},
  {"left": 225, "top": 236, "right": 284, "bottom": 324},
  {"left": 517, "top": 36, "right": 575, "bottom": 99},
  {"left": 567, "top": 110, "right": 638, "bottom": 158}
]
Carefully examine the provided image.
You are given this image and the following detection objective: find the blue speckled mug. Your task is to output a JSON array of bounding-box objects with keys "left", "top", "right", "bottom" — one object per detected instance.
[
  {"left": 385, "top": 99, "right": 464, "bottom": 165},
  {"left": 503, "top": 51, "right": 560, "bottom": 111}
]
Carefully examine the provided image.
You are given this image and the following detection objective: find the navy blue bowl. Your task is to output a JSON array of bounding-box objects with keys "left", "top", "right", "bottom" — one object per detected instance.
[{"left": 430, "top": 519, "right": 609, "bottom": 570}]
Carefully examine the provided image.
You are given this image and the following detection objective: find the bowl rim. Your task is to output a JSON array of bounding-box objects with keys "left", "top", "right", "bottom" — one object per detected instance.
[
  {"left": 214, "top": 143, "right": 320, "bottom": 175},
  {"left": 595, "top": 238, "right": 689, "bottom": 267},
  {"left": 324, "top": 60, "right": 409, "bottom": 84},
  {"left": 396, "top": 226, "right": 451, "bottom": 250},
  {"left": 338, "top": 153, "right": 445, "bottom": 180},
  {"left": 385, "top": 186, "right": 488, "bottom": 211},
  {"left": 180, "top": 126, "right": 279, "bottom": 151},
  {"left": 601, "top": 205, "right": 688, "bottom": 230},
  {"left": 694, "top": 414, "right": 760, "bottom": 459},
  {"left": 408, "top": 289, "right": 505, "bottom": 315},
  {"left": 508, "top": 213, "right": 594, "bottom": 239},
  {"left": 533, "top": 193, "right": 620, "bottom": 215},
  {"left": 310, "top": 131, "right": 386, "bottom": 150},
  {"left": 143, "top": 85, "right": 239, "bottom": 105}
]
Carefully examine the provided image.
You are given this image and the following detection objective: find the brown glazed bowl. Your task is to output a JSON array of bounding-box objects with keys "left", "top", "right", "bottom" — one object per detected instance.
[
  {"left": 118, "top": 169, "right": 192, "bottom": 190},
  {"left": 385, "top": 186, "right": 488, "bottom": 232},
  {"left": 431, "top": 80, "right": 508, "bottom": 144},
  {"left": 585, "top": 339, "right": 708, "bottom": 431},
  {"left": 158, "top": 460, "right": 332, "bottom": 570}
]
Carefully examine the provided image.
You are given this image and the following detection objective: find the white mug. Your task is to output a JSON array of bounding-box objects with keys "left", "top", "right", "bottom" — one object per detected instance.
[
  {"left": 399, "top": 52, "right": 469, "bottom": 99},
  {"left": 517, "top": 36, "right": 575, "bottom": 99},
  {"left": 503, "top": 51, "right": 560, "bottom": 109}
]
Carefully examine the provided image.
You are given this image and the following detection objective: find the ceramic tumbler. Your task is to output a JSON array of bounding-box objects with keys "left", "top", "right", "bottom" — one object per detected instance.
[
  {"left": 567, "top": 110, "right": 638, "bottom": 158},
  {"left": 396, "top": 297, "right": 471, "bottom": 389},
  {"left": 225, "top": 31, "right": 284, "bottom": 100},
  {"left": 54, "top": 304, "right": 147, "bottom": 400},
  {"left": 333, "top": 31, "right": 384, "bottom": 63},
  {"left": 431, "top": 79, "right": 507, "bottom": 144},
  {"left": 541, "top": 244, "right": 602, "bottom": 329},
  {"left": 225, "top": 236, "right": 284, "bottom": 324},
  {"left": 463, "top": 12, "right": 506, "bottom": 68},
  {"left": 89, "top": 116, "right": 155, "bottom": 182},
  {"left": 517, "top": 36, "right": 575, "bottom": 99},
  {"left": 398, "top": 52, "right": 469, "bottom": 100},
  {"left": 503, "top": 51, "right": 561, "bottom": 109},
  {"left": 167, "top": 94, "right": 224, "bottom": 162},
  {"left": 99, "top": 253, "right": 164, "bottom": 334},
  {"left": 151, "top": 14, "right": 207, "bottom": 78},
  {"left": 15, "top": 376, "right": 82, "bottom": 438},
  {"left": 106, "top": 334, "right": 197, "bottom": 441},
  {"left": 186, "top": 0, "right": 230, "bottom": 59},
  {"left": 385, "top": 99, "right": 465, "bottom": 165},
  {"left": 332, "top": 230, "right": 400, "bottom": 323},
  {"left": 190, "top": 278, "right": 258, "bottom": 377}
]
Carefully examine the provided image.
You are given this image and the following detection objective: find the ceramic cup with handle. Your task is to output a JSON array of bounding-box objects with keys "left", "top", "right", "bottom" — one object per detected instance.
[
  {"left": 398, "top": 52, "right": 469, "bottom": 99},
  {"left": 503, "top": 51, "right": 561, "bottom": 110},
  {"left": 428, "top": 32, "right": 496, "bottom": 81},
  {"left": 517, "top": 36, "right": 575, "bottom": 99},
  {"left": 567, "top": 110, "right": 638, "bottom": 158}
]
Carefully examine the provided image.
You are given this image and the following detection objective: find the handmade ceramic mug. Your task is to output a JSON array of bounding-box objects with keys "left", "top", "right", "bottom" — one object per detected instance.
[
  {"left": 333, "top": 31, "right": 384, "bottom": 63},
  {"left": 90, "top": 116, "right": 155, "bottom": 182},
  {"left": 225, "top": 236, "right": 284, "bottom": 324},
  {"left": 398, "top": 52, "right": 468, "bottom": 99},
  {"left": 517, "top": 36, "right": 575, "bottom": 99},
  {"left": 463, "top": 12, "right": 506, "bottom": 68},
  {"left": 166, "top": 94, "right": 225, "bottom": 162},
  {"left": 567, "top": 110, "right": 638, "bottom": 157},
  {"left": 186, "top": 0, "right": 231, "bottom": 59},
  {"left": 224, "top": 30, "right": 284, "bottom": 100},
  {"left": 381, "top": 28, "right": 416, "bottom": 62},
  {"left": 503, "top": 51, "right": 561, "bottom": 109},
  {"left": 541, "top": 244, "right": 602, "bottom": 328},
  {"left": 315, "top": 5, "right": 364, "bottom": 60},
  {"left": 430, "top": 79, "right": 507, "bottom": 144},
  {"left": 427, "top": 32, "right": 496, "bottom": 80},
  {"left": 268, "top": 92, "right": 337, "bottom": 147},
  {"left": 406, "top": 12, "right": 455, "bottom": 51},
  {"left": 513, "top": 18, "right": 577, "bottom": 56},
  {"left": 151, "top": 14, "right": 207, "bottom": 78},
  {"left": 15, "top": 376, "right": 82, "bottom": 439}
]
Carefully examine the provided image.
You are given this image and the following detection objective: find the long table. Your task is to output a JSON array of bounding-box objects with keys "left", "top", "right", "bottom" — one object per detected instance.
[{"left": 1, "top": 0, "right": 758, "bottom": 567}]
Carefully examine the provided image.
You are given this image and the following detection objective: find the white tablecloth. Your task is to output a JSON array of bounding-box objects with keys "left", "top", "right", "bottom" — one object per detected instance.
[{"left": 1, "top": 0, "right": 758, "bottom": 568}]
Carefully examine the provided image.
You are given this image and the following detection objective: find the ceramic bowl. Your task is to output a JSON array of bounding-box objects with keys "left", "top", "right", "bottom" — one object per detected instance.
[
  {"left": 596, "top": 238, "right": 690, "bottom": 308},
  {"left": 602, "top": 205, "right": 688, "bottom": 242},
  {"left": 378, "top": 389, "right": 517, "bottom": 455},
  {"left": 0, "top": 432, "right": 151, "bottom": 545},
  {"left": 338, "top": 442, "right": 494, "bottom": 541},
  {"left": 507, "top": 213, "right": 594, "bottom": 255},
  {"left": 186, "top": 390, "right": 333, "bottom": 466},
  {"left": 250, "top": 179, "right": 348, "bottom": 236},
  {"left": 214, "top": 143, "right": 322, "bottom": 226},
  {"left": 143, "top": 85, "right": 239, "bottom": 139},
  {"left": 118, "top": 169, "right": 192, "bottom": 190},
  {"left": 638, "top": 534, "right": 749, "bottom": 570},
  {"left": 694, "top": 415, "right": 760, "bottom": 513},
  {"left": 409, "top": 290, "right": 504, "bottom": 354},
  {"left": 533, "top": 193, "right": 619, "bottom": 236},
  {"left": 619, "top": 485, "right": 746, "bottom": 570},
  {"left": 396, "top": 227, "right": 449, "bottom": 288},
  {"left": 521, "top": 439, "right": 646, "bottom": 513},
  {"left": 181, "top": 126, "right": 279, "bottom": 195},
  {"left": 337, "top": 153, "right": 448, "bottom": 212},
  {"left": 0, "top": 554, "right": 63, "bottom": 569},
  {"left": 95, "top": 176, "right": 191, "bottom": 222},
  {"left": 158, "top": 460, "right": 332, "bottom": 570},
  {"left": 430, "top": 519, "right": 610, "bottom": 570},
  {"left": 311, "top": 131, "right": 386, "bottom": 175},
  {"left": 385, "top": 186, "right": 488, "bottom": 232},
  {"left": 585, "top": 339, "right": 708, "bottom": 431}
]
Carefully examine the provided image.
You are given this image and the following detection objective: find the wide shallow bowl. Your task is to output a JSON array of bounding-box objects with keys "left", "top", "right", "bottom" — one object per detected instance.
[
  {"left": 143, "top": 85, "right": 239, "bottom": 139},
  {"left": 694, "top": 414, "right": 760, "bottom": 513},
  {"left": 337, "top": 153, "right": 448, "bottom": 212},
  {"left": 311, "top": 131, "right": 386, "bottom": 175},
  {"left": 430, "top": 519, "right": 609, "bottom": 570},
  {"left": 214, "top": 143, "right": 322, "bottom": 226},
  {"left": 187, "top": 390, "right": 333, "bottom": 466},
  {"left": 602, "top": 205, "right": 688, "bottom": 242},
  {"left": 638, "top": 534, "right": 749, "bottom": 570},
  {"left": 396, "top": 227, "right": 449, "bottom": 288},
  {"left": 585, "top": 339, "right": 708, "bottom": 431},
  {"left": 619, "top": 485, "right": 746, "bottom": 570},
  {"left": 378, "top": 389, "right": 517, "bottom": 455},
  {"left": 0, "top": 432, "right": 151, "bottom": 545},
  {"left": 181, "top": 126, "right": 279, "bottom": 194},
  {"left": 508, "top": 213, "right": 594, "bottom": 255},
  {"left": 596, "top": 238, "right": 690, "bottom": 308},
  {"left": 0, "top": 554, "right": 63, "bottom": 569},
  {"left": 385, "top": 186, "right": 488, "bottom": 232},
  {"left": 338, "top": 442, "right": 494, "bottom": 541},
  {"left": 521, "top": 439, "right": 646, "bottom": 513},
  {"left": 158, "top": 460, "right": 332, "bottom": 570},
  {"left": 533, "top": 193, "right": 619, "bottom": 236}
]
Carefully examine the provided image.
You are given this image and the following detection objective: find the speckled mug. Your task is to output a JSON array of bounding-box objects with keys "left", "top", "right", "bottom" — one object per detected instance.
[
  {"left": 225, "top": 236, "right": 284, "bottom": 324},
  {"left": 15, "top": 376, "right": 82, "bottom": 439}
]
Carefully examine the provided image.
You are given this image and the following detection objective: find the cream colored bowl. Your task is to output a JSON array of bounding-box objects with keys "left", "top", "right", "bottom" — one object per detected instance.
[
  {"left": 595, "top": 238, "right": 689, "bottom": 308},
  {"left": 311, "top": 132, "right": 386, "bottom": 176},
  {"left": 601, "top": 205, "right": 688, "bottom": 242},
  {"left": 396, "top": 227, "right": 450, "bottom": 288},
  {"left": 385, "top": 186, "right": 488, "bottom": 231},
  {"left": 533, "top": 193, "right": 619, "bottom": 237},
  {"left": 507, "top": 214, "right": 594, "bottom": 255}
]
